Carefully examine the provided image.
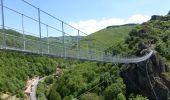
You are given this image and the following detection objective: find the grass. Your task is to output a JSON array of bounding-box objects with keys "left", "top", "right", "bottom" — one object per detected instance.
[{"left": 80, "top": 25, "right": 136, "bottom": 50}]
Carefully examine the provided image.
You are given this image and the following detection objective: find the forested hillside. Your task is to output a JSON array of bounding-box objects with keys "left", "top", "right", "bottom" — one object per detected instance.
[{"left": 0, "top": 50, "right": 63, "bottom": 98}]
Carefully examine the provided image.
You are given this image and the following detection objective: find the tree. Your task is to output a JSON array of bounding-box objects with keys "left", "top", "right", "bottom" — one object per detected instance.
[
  {"left": 129, "top": 95, "right": 148, "bottom": 100},
  {"left": 103, "top": 78, "right": 125, "bottom": 100},
  {"left": 48, "top": 88, "right": 62, "bottom": 100},
  {"left": 117, "top": 93, "right": 126, "bottom": 100},
  {"left": 80, "top": 93, "right": 103, "bottom": 100},
  {"left": 45, "top": 76, "right": 54, "bottom": 85}
]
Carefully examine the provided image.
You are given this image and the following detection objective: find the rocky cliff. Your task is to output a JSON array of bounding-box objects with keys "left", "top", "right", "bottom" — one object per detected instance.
[{"left": 121, "top": 52, "right": 170, "bottom": 100}]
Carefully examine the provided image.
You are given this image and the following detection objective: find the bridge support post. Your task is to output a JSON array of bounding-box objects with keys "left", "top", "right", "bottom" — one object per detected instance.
[
  {"left": 77, "top": 30, "right": 80, "bottom": 59},
  {"left": 38, "top": 8, "right": 42, "bottom": 54},
  {"left": 101, "top": 51, "right": 104, "bottom": 62},
  {"left": 87, "top": 42, "right": 89, "bottom": 60},
  {"left": 1, "top": 0, "right": 5, "bottom": 48},
  {"left": 46, "top": 25, "right": 49, "bottom": 54},
  {"left": 62, "top": 21, "right": 66, "bottom": 59},
  {"left": 87, "top": 41, "right": 92, "bottom": 60},
  {"left": 93, "top": 46, "right": 95, "bottom": 60},
  {"left": 94, "top": 47, "right": 97, "bottom": 61},
  {"left": 21, "top": 14, "right": 25, "bottom": 51}
]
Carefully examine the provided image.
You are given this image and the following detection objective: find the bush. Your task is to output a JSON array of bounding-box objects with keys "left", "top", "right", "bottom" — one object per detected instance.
[
  {"left": 117, "top": 93, "right": 126, "bottom": 100},
  {"left": 48, "top": 88, "right": 62, "bottom": 100},
  {"left": 129, "top": 95, "right": 148, "bottom": 100},
  {"left": 45, "top": 76, "right": 54, "bottom": 85},
  {"left": 103, "top": 78, "right": 125, "bottom": 100},
  {"left": 80, "top": 93, "right": 103, "bottom": 100}
]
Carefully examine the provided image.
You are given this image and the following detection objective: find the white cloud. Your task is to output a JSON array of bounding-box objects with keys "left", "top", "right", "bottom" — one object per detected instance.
[
  {"left": 69, "top": 14, "right": 151, "bottom": 35},
  {"left": 125, "top": 14, "right": 151, "bottom": 24}
]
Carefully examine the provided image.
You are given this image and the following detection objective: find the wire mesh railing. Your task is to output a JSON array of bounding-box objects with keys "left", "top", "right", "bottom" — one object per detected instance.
[{"left": 0, "top": 0, "right": 153, "bottom": 63}]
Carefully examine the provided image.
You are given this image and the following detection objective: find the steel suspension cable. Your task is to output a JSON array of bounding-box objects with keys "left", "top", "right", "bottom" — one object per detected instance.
[{"left": 145, "top": 60, "right": 158, "bottom": 100}]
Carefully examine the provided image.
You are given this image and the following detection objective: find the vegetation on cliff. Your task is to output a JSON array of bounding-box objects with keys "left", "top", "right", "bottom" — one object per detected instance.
[
  {"left": 106, "top": 12, "right": 170, "bottom": 99},
  {"left": 106, "top": 12, "right": 170, "bottom": 58}
]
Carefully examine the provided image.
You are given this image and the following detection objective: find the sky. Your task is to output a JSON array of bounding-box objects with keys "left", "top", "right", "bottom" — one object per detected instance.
[{"left": 1, "top": 0, "right": 170, "bottom": 36}]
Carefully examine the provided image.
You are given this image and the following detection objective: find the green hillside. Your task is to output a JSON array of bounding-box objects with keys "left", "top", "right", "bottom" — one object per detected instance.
[
  {"left": 0, "top": 29, "right": 79, "bottom": 56},
  {"left": 42, "top": 36, "right": 84, "bottom": 46},
  {"left": 80, "top": 24, "right": 137, "bottom": 50},
  {"left": 106, "top": 11, "right": 170, "bottom": 58},
  {"left": 0, "top": 29, "right": 79, "bottom": 48}
]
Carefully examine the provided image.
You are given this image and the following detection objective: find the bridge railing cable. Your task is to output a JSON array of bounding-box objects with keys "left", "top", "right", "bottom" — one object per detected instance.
[
  {"left": 19, "top": 0, "right": 110, "bottom": 50},
  {"left": 0, "top": 0, "right": 153, "bottom": 63},
  {"left": 1, "top": 0, "right": 108, "bottom": 60}
]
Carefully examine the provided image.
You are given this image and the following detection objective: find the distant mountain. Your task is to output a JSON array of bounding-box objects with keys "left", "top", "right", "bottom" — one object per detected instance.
[
  {"left": 42, "top": 36, "right": 84, "bottom": 45},
  {"left": 0, "top": 29, "right": 84, "bottom": 54}
]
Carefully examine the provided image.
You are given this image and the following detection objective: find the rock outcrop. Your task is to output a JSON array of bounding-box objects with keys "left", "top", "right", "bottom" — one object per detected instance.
[
  {"left": 106, "top": 23, "right": 137, "bottom": 29},
  {"left": 151, "top": 15, "right": 170, "bottom": 21}
]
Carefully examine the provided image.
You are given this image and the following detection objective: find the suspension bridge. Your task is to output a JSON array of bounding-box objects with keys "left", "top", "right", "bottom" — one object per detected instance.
[
  {"left": 0, "top": 1, "right": 158, "bottom": 100},
  {"left": 0, "top": 0, "right": 153, "bottom": 64}
]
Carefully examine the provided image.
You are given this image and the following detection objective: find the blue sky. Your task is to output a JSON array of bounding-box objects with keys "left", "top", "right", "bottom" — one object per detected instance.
[
  {"left": 7, "top": 0, "right": 170, "bottom": 21},
  {"left": 17, "top": 0, "right": 170, "bottom": 21},
  {"left": 1, "top": 0, "right": 170, "bottom": 36}
]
